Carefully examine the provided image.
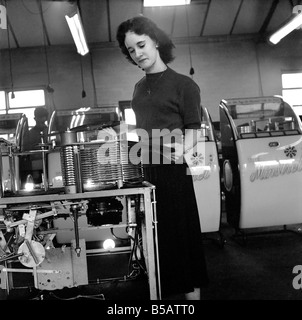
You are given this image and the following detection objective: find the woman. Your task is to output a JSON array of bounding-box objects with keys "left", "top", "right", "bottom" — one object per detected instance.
[{"left": 116, "top": 16, "right": 208, "bottom": 300}]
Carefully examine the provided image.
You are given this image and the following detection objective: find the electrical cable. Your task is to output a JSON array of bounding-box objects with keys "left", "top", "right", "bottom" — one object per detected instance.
[
  {"left": 38, "top": 0, "right": 54, "bottom": 93},
  {"left": 79, "top": 56, "right": 86, "bottom": 98},
  {"left": 89, "top": 52, "right": 98, "bottom": 107},
  {"left": 130, "top": 219, "right": 147, "bottom": 275},
  {"left": 126, "top": 197, "right": 147, "bottom": 278},
  {"left": 5, "top": 0, "right": 14, "bottom": 99},
  {"left": 255, "top": 43, "right": 264, "bottom": 97},
  {"left": 185, "top": 3, "right": 195, "bottom": 78},
  {"left": 110, "top": 227, "right": 129, "bottom": 242},
  {"left": 77, "top": 0, "right": 87, "bottom": 99}
]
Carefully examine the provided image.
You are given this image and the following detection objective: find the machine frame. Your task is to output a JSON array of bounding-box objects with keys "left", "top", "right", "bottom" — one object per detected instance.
[{"left": 0, "top": 182, "right": 161, "bottom": 300}]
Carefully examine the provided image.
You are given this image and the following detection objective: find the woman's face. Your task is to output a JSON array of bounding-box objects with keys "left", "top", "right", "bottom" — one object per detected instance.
[{"left": 124, "top": 31, "right": 161, "bottom": 73}]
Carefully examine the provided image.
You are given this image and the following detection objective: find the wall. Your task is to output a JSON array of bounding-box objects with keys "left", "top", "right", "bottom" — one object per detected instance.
[{"left": 1, "top": 33, "right": 302, "bottom": 122}]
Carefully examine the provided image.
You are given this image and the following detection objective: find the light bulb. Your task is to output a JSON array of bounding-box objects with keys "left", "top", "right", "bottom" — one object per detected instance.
[
  {"left": 103, "top": 239, "right": 115, "bottom": 250},
  {"left": 25, "top": 174, "right": 34, "bottom": 191}
]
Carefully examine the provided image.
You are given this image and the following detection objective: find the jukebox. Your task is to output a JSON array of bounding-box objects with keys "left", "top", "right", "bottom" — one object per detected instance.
[
  {"left": 46, "top": 107, "right": 144, "bottom": 244},
  {"left": 220, "top": 96, "right": 302, "bottom": 231},
  {"left": 185, "top": 107, "right": 221, "bottom": 235},
  {"left": 0, "top": 107, "right": 161, "bottom": 299},
  {"left": 0, "top": 113, "right": 27, "bottom": 195}
]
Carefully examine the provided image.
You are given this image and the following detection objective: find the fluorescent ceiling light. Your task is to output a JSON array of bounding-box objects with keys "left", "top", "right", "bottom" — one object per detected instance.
[
  {"left": 65, "top": 12, "right": 89, "bottom": 56},
  {"left": 269, "top": 5, "right": 302, "bottom": 45},
  {"left": 144, "top": 0, "right": 191, "bottom": 7}
]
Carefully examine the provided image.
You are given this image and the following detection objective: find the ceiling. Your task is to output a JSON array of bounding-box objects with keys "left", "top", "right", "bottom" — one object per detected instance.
[{"left": 0, "top": 0, "right": 300, "bottom": 51}]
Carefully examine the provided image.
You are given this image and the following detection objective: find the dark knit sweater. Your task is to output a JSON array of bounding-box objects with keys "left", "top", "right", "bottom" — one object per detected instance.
[
  {"left": 131, "top": 67, "right": 202, "bottom": 165},
  {"left": 131, "top": 66, "right": 202, "bottom": 134}
]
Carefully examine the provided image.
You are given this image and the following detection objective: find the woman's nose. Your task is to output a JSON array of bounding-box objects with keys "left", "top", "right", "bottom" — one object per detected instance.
[{"left": 134, "top": 49, "right": 142, "bottom": 58}]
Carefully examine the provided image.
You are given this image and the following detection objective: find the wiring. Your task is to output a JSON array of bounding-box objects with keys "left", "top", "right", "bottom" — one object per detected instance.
[
  {"left": 110, "top": 227, "right": 129, "bottom": 241},
  {"left": 126, "top": 197, "right": 147, "bottom": 278},
  {"left": 0, "top": 195, "right": 149, "bottom": 295}
]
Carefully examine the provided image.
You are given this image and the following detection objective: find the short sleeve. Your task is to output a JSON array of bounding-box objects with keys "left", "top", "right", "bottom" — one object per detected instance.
[{"left": 180, "top": 79, "right": 202, "bottom": 129}]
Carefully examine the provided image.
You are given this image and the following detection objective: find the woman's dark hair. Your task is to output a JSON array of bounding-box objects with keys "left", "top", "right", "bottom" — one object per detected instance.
[{"left": 116, "top": 16, "right": 175, "bottom": 65}]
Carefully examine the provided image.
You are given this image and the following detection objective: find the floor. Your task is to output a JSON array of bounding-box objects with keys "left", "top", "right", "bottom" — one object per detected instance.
[
  {"left": 2, "top": 212, "right": 302, "bottom": 300},
  {"left": 201, "top": 214, "right": 302, "bottom": 300}
]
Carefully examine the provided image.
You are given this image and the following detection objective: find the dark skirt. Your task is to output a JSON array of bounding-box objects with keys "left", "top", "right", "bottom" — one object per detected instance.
[{"left": 143, "top": 164, "right": 209, "bottom": 296}]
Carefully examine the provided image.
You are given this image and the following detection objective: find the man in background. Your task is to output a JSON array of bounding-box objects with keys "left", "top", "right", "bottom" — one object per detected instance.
[{"left": 22, "top": 106, "right": 49, "bottom": 185}]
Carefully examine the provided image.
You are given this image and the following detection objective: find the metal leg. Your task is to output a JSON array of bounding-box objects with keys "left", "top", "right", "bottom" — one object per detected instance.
[
  {"left": 70, "top": 204, "right": 81, "bottom": 257},
  {"left": 142, "top": 187, "right": 161, "bottom": 300}
]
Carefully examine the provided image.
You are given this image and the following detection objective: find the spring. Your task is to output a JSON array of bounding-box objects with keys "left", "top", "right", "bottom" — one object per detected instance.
[{"left": 60, "top": 146, "right": 77, "bottom": 187}]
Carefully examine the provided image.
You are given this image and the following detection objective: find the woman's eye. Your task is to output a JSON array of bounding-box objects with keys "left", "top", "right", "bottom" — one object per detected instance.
[{"left": 139, "top": 44, "right": 145, "bottom": 48}]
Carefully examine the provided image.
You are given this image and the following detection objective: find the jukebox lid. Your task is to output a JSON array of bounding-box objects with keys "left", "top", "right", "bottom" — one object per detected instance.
[
  {"left": 47, "top": 107, "right": 121, "bottom": 145},
  {"left": 48, "top": 107, "right": 120, "bottom": 134},
  {"left": 220, "top": 95, "right": 302, "bottom": 137}
]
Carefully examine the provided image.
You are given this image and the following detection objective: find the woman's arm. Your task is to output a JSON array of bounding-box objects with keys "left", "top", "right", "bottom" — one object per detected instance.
[{"left": 164, "top": 128, "right": 199, "bottom": 162}]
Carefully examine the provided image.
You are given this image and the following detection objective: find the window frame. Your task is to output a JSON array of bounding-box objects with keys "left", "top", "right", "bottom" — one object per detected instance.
[
  {"left": 0, "top": 86, "right": 48, "bottom": 128},
  {"left": 281, "top": 71, "right": 302, "bottom": 118}
]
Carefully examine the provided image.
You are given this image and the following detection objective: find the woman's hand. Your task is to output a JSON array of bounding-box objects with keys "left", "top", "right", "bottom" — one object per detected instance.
[{"left": 163, "top": 142, "right": 184, "bottom": 162}]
